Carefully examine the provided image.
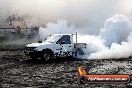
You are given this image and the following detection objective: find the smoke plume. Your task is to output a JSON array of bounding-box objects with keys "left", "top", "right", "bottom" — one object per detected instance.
[
  {"left": 2, "top": 0, "right": 129, "bottom": 34},
  {"left": 39, "top": 14, "right": 132, "bottom": 59},
  {"left": 88, "top": 14, "right": 132, "bottom": 59}
]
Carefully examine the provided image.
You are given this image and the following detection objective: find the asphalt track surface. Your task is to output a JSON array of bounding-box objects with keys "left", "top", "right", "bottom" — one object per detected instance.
[{"left": 0, "top": 50, "right": 132, "bottom": 88}]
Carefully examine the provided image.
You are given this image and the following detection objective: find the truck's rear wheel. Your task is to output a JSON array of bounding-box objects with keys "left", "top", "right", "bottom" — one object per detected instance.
[{"left": 42, "top": 51, "right": 51, "bottom": 61}]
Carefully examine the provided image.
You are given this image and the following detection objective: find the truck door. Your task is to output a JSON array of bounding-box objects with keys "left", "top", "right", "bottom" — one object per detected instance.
[{"left": 56, "top": 35, "right": 73, "bottom": 57}]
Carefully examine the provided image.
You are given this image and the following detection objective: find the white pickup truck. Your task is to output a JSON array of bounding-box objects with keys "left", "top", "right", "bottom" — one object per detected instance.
[{"left": 24, "top": 33, "right": 87, "bottom": 61}]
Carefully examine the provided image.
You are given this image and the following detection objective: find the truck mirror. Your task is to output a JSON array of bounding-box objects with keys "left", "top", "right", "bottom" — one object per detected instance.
[{"left": 60, "top": 41, "right": 65, "bottom": 44}]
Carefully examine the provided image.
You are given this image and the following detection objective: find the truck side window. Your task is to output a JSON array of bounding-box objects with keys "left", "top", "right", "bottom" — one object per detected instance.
[{"left": 56, "top": 35, "right": 71, "bottom": 44}]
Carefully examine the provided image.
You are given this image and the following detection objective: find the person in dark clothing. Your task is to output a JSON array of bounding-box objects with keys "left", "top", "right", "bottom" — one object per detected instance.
[{"left": 16, "top": 26, "right": 21, "bottom": 34}]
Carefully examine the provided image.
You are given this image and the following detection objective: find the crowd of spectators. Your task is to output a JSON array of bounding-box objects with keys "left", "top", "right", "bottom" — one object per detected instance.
[{"left": 6, "top": 14, "right": 39, "bottom": 37}]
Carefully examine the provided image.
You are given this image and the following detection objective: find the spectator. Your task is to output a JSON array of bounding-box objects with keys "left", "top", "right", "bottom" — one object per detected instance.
[
  {"left": 10, "top": 26, "right": 16, "bottom": 33},
  {"left": 16, "top": 26, "right": 21, "bottom": 34}
]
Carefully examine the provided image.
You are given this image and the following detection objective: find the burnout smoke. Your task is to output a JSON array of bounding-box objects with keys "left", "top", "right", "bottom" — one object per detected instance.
[
  {"left": 3, "top": 0, "right": 130, "bottom": 35},
  {"left": 39, "top": 14, "right": 132, "bottom": 59},
  {"left": 88, "top": 14, "right": 132, "bottom": 59},
  {"left": 39, "top": 20, "right": 75, "bottom": 40}
]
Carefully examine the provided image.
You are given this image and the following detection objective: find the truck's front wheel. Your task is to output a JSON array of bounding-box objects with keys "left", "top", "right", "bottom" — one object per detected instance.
[{"left": 42, "top": 51, "right": 51, "bottom": 61}]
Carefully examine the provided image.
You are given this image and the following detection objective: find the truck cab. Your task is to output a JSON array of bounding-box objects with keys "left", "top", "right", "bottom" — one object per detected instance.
[
  {"left": 25, "top": 33, "right": 87, "bottom": 61},
  {"left": 25, "top": 34, "right": 75, "bottom": 61}
]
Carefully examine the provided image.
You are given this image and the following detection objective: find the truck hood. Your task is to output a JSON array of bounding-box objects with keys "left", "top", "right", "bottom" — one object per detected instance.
[{"left": 26, "top": 42, "right": 52, "bottom": 47}]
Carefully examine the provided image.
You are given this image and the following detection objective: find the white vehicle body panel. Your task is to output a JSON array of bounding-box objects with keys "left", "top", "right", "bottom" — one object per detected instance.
[{"left": 25, "top": 34, "right": 87, "bottom": 58}]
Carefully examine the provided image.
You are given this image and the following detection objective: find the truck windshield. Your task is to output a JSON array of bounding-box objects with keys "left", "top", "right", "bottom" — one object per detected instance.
[{"left": 45, "top": 35, "right": 61, "bottom": 43}]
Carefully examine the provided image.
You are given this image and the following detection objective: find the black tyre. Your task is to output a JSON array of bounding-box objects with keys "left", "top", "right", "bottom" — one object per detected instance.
[{"left": 42, "top": 51, "right": 51, "bottom": 61}]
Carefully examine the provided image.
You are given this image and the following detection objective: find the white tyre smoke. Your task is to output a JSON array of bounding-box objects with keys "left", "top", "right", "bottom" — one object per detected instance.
[{"left": 39, "top": 14, "right": 132, "bottom": 59}]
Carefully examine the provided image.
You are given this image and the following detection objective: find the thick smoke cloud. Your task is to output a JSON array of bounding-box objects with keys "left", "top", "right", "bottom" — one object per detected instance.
[
  {"left": 1, "top": 0, "right": 128, "bottom": 34},
  {"left": 39, "top": 14, "right": 132, "bottom": 59},
  {"left": 100, "top": 14, "right": 132, "bottom": 46},
  {"left": 39, "top": 20, "right": 75, "bottom": 39},
  {"left": 88, "top": 14, "right": 132, "bottom": 59}
]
